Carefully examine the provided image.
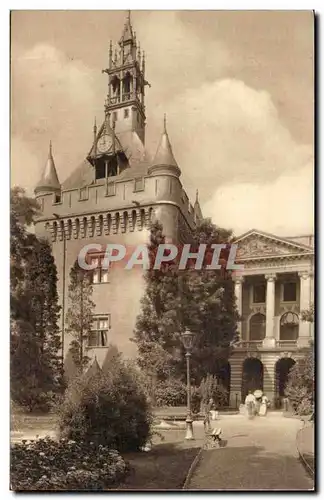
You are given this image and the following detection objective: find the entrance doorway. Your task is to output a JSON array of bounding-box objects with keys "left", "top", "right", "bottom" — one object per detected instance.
[
  {"left": 275, "top": 357, "right": 296, "bottom": 407},
  {"left": 241, "top": 358, "right": 264, "bottom": 401}
]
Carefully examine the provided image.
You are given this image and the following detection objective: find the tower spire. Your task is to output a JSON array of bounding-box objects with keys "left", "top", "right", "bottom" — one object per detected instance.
[{"left": 119, "top": 10, "right": 134, "bottom": 44}]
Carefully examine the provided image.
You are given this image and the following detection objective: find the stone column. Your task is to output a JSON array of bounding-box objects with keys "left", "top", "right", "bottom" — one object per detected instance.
[
  {"left": 298, "top": 271, "right": 312, "bottom": 347},
  {"left": 263, "top": 274, "right": 277, "bottom": 347},
  {"left": 234, "top": 276, "right": 244, "bottom": 340}
]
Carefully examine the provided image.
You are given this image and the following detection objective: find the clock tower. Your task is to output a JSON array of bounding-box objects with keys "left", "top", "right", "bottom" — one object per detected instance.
[
  {"left": 87, "top": 11, "right": 149, "bottom": 181},
  {"left": 102, "top": 11, "right": 148, "bottom": 144}
]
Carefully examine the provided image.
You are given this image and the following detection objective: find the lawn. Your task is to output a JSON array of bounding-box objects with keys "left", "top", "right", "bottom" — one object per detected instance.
[
  {"left": 117, "top": 428, "right": 205, "bottom": 491},
  {"left": 12, "top": 412, "right": 206, "bottom": 490}
]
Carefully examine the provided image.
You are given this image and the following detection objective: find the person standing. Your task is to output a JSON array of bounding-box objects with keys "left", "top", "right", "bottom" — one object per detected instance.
[
  {"left": 244, "top": 391, "right": 256, "bottom": 419},
  {"left": 259, "top": 394, "right": 269, "bottom": 417},
  {"left": 203, "top": 398, "right": 214, "bottom": 432}
]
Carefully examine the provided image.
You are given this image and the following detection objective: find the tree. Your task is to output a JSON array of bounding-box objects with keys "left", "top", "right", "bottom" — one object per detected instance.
[
  {"left": 285, "top": 342, "right": 314, "bottom": 415},
  {"left": 65, "top": 261, "right": 95, "bottom": 373},
  {"left": 11, "top": 188, "right": 64, "bottom": 410},
  {"left": 133, "top": 218, "right": 239, "bottom": 386},
  {"left": 133, "top": 221, "right": 182, "bottom": 384},
  {"left": 300, "top": 303, "right": 314, "bottom": 323},
  {"left": 11, "top": 187, "right": 39, "bottom": 306}
]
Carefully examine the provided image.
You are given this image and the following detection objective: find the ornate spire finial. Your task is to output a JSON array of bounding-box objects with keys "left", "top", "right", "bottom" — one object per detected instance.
[
  {"left": 163, "top": 114, "right": 167, "bottom": 132},
  {"left": 49, "top": 140, "right": 52, "bottom": 157},
  {"left": 196, "top": 189, "right": 199, "bottom": 202}
]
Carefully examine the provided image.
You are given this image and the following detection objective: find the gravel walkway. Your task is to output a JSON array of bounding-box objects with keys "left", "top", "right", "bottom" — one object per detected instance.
[
  {"left": 187, "top": 415, "right": 314, "bottom": 491},
  {"left": 297, "top": 423, "right": 315, "bottom": 477}
]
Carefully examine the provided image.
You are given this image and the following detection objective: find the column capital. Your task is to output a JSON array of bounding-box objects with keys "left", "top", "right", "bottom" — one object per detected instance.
[
  {"left": 298, "top": 271, "right": 311, "bottom": 279},
  {"left": 234, "top": 275, "right": 244, "bottom": 284},
  {"left": 265, "top": 273, "right": 277, "bottom": 282}
]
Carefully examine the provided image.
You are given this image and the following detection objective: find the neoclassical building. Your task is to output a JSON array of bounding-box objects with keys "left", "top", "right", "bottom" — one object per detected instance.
[
  {"left": 33, "top": 13, "right": 314, "bottom": 406},
  {"left": 229, "top": 230, "right": 314, "bottom": 407}
]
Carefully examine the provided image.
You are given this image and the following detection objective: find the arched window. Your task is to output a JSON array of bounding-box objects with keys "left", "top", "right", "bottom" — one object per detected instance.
[
  {"left": 249, "top": 313, "right": 266, "bottom": 341},
  {"left": 111, "top": 76, "right": 120, "bottom": 102},
  {"left": 280, "top": 312, "right": 299, "bottom": 341},
  {"left": 123, "top": 72, "right": 131, "bottom": 100}
]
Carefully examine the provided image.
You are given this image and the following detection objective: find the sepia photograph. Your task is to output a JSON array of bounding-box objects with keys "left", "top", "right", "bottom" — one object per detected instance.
[{"left": 10, "top": 9, "right": 314, "bottom": 491}]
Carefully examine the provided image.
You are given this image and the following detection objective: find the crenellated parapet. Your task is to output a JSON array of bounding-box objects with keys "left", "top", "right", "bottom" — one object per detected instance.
[{"left": 43, "top": 206, "right": 154, "bottom": 243}]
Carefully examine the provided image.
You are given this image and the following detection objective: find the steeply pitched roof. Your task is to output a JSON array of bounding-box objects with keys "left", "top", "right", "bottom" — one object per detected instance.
[
  {"left": 62, "top": 129, "right": 151, "bottom": 190},
  {"left": 151, "top": 116, "right": 179, "bottom": 170},
  {"left": 35, "top": 141, "right": 61, "bottom": 193}
]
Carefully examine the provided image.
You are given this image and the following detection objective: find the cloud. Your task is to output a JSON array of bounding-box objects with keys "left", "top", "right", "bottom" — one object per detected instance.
[
  {"left": 11, "top": 15, "right": 313, "bottom": 237},
  {"left": 11, "top": 43, "right": 100, "bottom": 184},
  {"left": 152, "top": 78, "right": 313, "bottom": 235},
  {"left": 203, "top": 164, "right": 314, "bottom": 236},
  {"left": 11, "top": 136, "right": 39, "bottom": 195}
]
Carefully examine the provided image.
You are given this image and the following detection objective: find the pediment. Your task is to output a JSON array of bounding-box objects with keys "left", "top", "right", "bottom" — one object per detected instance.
[{"left": 234, "top": 229, "right": 313, "bottom": 260}]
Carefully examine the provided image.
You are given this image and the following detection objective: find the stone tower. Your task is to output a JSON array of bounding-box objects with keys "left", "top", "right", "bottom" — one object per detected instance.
[{"left": 34, "top": 12, "right": 202, "bottom": 374}]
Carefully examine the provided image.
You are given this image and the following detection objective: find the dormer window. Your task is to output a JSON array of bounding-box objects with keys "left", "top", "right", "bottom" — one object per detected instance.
[
  {"left": 54, "top": 193, "right": 61, "bottom": 204},
  {"left": 134, "top": 177, "right": 144, "bottom": 192},
  {"left": 80, "top": 187, "right": 87, "bottom": 201}
]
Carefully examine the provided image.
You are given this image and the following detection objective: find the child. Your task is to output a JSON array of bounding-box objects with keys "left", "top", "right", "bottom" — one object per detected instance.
[{"left": 203, "top": 398, "right": 214, "bottom": 432}]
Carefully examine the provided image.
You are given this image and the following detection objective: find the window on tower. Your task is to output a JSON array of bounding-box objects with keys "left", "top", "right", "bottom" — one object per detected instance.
[
  {"left": 123, "top": 72, "right": 131, "bottom": 101},
  {"left": 113, "top": 111, "right": 118, "bottom": 122},
  {"left": 124, "top": 109, "right": 129, "bottom": 119},
  {"left": 95, "top": 159, "right": 106, "bottom": 180},
  {"left": 88, "top": 315, "right": 110, "bottom": 347}
]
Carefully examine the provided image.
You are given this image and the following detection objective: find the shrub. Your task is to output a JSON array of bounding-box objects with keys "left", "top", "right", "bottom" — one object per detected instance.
[
  {"left": 191, "top": 387, "right": 201, "bottom": 414},
  {"left": 58, "top": 354, "right": 152, "bottom": 452},
  {"left": 154, "top": 378, "right": 187, "bottom": 407},
  {"left": 285, "top": 345, "right": 314, "bottom": 416},
  {"left": 199, "top": 374, "right": 228, "bottom": 408},
  {"left": 10, "top": 437, "right": 128, "bottom": 491}
]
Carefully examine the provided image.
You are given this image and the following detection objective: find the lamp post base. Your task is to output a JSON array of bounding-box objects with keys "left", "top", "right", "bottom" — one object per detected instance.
[{"left": 185, "top": 416, "right": 194, "bottom": 440}]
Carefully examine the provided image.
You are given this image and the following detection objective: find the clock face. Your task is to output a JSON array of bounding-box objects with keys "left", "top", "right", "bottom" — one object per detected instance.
[{"left": 97, "top": 134, "right": 113, "bottom": 153}]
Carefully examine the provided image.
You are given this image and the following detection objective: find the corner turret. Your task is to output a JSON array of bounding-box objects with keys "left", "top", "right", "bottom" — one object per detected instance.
[
  {"left": 148, "top": 115, "right": 181, "bottom": 178},
  {"left": 194, "top": 189, "right": 203, "bottom": 223}
]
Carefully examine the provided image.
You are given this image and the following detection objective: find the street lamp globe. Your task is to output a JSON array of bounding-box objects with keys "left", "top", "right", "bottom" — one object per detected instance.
[{"left": 181, "top": 329, "right": 194, "bottom": 352}]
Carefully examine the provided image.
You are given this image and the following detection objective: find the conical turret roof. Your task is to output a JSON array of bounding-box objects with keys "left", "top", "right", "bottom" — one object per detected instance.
[
  {"left": 35, "top": 141, "right": 61, "bottom": 194},
  {"left": 149, "top": 116, "right": 181, "bottom": 176}
]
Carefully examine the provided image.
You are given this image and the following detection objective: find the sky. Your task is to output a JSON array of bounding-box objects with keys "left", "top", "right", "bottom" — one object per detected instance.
[{"left": 11, "top": 10, "right": 314, "bottom": 237}]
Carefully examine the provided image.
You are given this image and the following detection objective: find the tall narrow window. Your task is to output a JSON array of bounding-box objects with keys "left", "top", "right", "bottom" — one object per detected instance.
[
  {"left": 283, "top": 282, "right": 297, "bottom": 302},
  {"left": 253, "top": 284, "right": 266, "bottom": 304},
  {"left": 90, "top": 255, "right": 109, "bottom": 284},
  {"left": 88, "top": 316, "right": 110, "bottom": 347}
]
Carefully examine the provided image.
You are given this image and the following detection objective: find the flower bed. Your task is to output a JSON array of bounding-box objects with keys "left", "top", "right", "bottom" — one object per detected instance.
[{"left": 11, "top": 437, "right": 129, "bottom": 491}]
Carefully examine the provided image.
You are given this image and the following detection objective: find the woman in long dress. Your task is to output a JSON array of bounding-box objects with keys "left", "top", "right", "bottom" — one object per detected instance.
[
  {"left": 244, "top": 391, "right": 256, "bottom": 419},
  {"left": 259, "top": 394, "right": 269, "bottom": 416}
]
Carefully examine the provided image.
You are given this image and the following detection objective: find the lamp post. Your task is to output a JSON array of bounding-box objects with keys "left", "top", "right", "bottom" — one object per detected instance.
[{"left": 181, "top": 329, "right": 195, "bottom": 440}]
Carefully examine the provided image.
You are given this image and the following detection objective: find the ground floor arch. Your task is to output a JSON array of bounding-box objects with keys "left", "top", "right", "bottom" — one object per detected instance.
[
  {"left": 275, "top": 357, "right": 296, "bottom": 405},
  {"left": 241, "top": 357, "right": 264, "bottom": 401}
]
